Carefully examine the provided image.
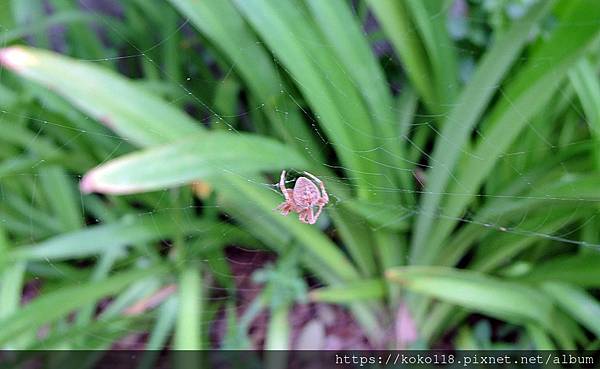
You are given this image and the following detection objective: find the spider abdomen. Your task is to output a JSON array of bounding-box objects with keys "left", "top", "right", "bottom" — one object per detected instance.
[{"left": 293, "top": 177, "right": 320, "bottom": 208}]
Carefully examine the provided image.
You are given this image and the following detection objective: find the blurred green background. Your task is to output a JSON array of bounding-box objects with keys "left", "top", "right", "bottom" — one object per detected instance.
[{"left": 0, "top": 0, "right": 599, "bottom": 356}]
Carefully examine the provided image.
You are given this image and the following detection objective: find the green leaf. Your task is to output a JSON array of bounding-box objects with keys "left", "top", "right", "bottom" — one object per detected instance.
[
  {"left": 386, "top": 266, "right": 554, "bottom": 328},
  {"left": 0, "top": 262, "right": 25, "bottom": 319},
  {"left": 0, "top": 46, "right": 201, "bottom": 146},
  {"left": 570, "top": 58, "right": 600, "bottom": 167},
  {"left": 39, "top": 165, "right": 82, "bottom": 232},
  {"left": 28, "top": 316, "right": 143, "bottom": 350},
  {"left": 175, "top": 267, "right": 202, "bottom": 350},
  {"left": 0, "top": 11, "right": 113, "bottom": 45},
  {"left": 343, "top": 199, "right": 410, "bottom": 232},
  {"left": 527, "top": 324, "right": 555, "bottom": 350},
  {"left": 570, "top": 58, "right": 600, "bottom": 137},
  {"left": 10, "top": 214, "right": 209, "bottom": 261},
  {"left": 518, "top": 254, "right": 600, "bottom": 287},
  {"left": 80, "top": 132, "right": 308, "bottom": 194},
  {"left": 137, "top": 297, "right": 177, "bottom": 369},
  {"left": 265, "top": 304, "right": 290, "bottom": 351},
  {"left": 543, "top": 283, "right": 600, "bottom": 337},
  {"left": 309, "top": 279, "right": 386, "bottom": 303},
  {"left": 0, "top": 265, "right": 167, "bottom": 346},
  {"left": 366, "top": 0, "right": 436, "bottom": 111},
  {"left": 404, "top": 0, "right": 458, "bottom": 108},
  {"left": 469, "top": 209, "right": 585, "bottom": 273}
]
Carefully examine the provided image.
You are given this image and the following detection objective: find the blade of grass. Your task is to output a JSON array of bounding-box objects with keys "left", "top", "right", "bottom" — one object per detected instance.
[
  {"left": 0, "top": 46, "right": 201, "bottom": 146},
  {"left": 328, "top": 207, "right": 378, "bottom": 277},
  {"left": 366, "top": 0, "right": 436, "bottom": 111},
  {"left": 99, "top": 278, "right": 162, "bottom": 320},
  {"left": 404, "top": 0, "right": 458, "bottom": 108},
  {"left": 265, "top": 303, "right": 290, "bottom": 368},
  {"left": 569, "top": 58, "right": 600, "bottom": 167},
  {"left": 1, "top": 11, "right": 114, "bottom": 45},
  {"left": 0, "top": 230, "right": 25, "bottom": 320},
  {"left": 48, "top": 1, "right": 107, "bottom": 60},
  {"left": 9, "top": 213, "right": 210, "bottom": 261},
  {"left": 543, "top": 282, "right": 600, "bottom": 337},
  {"left": 386, "top": 266, "right": 554, "bottom": 329},
  {"left": 518, "top": 254, "right": 600, "bottom": 287},
  {"left": 137, "top": 297, "right": 177, "bottom": 369},
  {"left": 39, "top": 165, "right": 82, "bottom": 232},
  {"left": 28, "top": 316, "right": 144, "bottom": 350},
  {"left": 79, "top": 132, "right": 308, "bottom": 195},
  {"left": 75, "top": 248, "right": 121, "bottom": 333},
  {"left": 468, "top": 209, "right": 585, "bottom": 273},
  {"left": 265, "top": 303, "right": 290, "bottom": 350},
  {"left": 527, "top": 324, "right": 555, "bottom": 350},
  {"left": 10, "top": 0, "right": 48, "bottom": 47},
  {"left": 174, "top": 266, "right": 202, "bottom": 350},
  {"left": 309, "top": 279, "right": 386, "bottom": 303},
  {"left": 0, "top": 265, "right": 167, "bottom": 346}
]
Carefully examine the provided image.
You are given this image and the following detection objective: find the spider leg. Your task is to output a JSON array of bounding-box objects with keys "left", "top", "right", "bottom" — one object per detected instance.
[
  {"left": 304, "top": 171, "right": 329, "bottom": 205},
  {"left": 297, "top": 209, "right": 305, "bottom": 223},
  {"left": 313, "top": 204, "right": 324, "bottom": 223},
  {"left": 276, "top": 189, "right": 295, "bottom": 213},
  {"left": 277, "top": 202, "right": 292, "bottom": 216},
  {"left": 306, "top": 207, "right": 316, "bottom": 224},
  {"left": 279, "top": 170, "right": 290, "bottom": 201},
  {"left": 298, "top": 208, "right": 308, "bottom": 224},
  {"left": 303, "top": 171, "right": 321, "bottom": 184}
]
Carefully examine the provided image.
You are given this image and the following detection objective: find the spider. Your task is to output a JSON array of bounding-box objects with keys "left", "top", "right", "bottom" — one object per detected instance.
[{"left": 276, "top": 170, "right": 329, "bottom": 225}]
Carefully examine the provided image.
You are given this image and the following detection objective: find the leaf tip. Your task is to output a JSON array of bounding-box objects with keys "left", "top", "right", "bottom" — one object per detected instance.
[
  {"left": 0, "top": 46, "right": 38, "bottom": 72},
  {"left": 79, "top": 171, "right": 98, "bottom": 194},
  {"left": 385, "top": 269, "right": 405, "bottom": 284}
]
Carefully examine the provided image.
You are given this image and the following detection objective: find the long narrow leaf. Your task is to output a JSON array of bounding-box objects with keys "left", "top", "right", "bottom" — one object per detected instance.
[
  {"left": 80, "top": 132, "right": 308, "bottom": 194},
  {"left": 387, "top": 266, "right": 554, "bottom": 329},
  {"left": 0, "top": 265, "right": 167, "bottom": 346},
  {"left": 0, "top": 46, "right": 201, "bottom": 146},
  {"left": 543, "top": 283, "right": 600, "bottom": 337},
  {"left": 10, "top": 214, "right": 210, "bottom": 261}
]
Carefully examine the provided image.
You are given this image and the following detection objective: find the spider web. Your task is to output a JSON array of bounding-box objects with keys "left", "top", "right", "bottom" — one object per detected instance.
[{"left": 0, "top": 0, "right": 599, "bottom": 352}]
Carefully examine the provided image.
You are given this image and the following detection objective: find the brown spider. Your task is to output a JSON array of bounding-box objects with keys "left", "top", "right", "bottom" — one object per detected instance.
[{"left": 276, "top": 170, "right": 329, "bottom": 224}]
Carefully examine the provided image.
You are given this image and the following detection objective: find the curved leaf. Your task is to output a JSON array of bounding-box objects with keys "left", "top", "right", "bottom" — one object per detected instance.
[
  {"left": 0, "top": 265, "right": 167, "bottom": 346},
  {"left": 0, "top": 46, "right": 201, "bottom": 146},
  {"left": 543, "top": 283, "right": 600, "bottom": 337},
  {"left": 386, "top": 266, "right": 554, "bottom": 328},
  {"left": 309, "top": 279, "right": 386, "bottom": 303},
  {"left": 80, "top": 132, "right": 308, "bottom": 194}
]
